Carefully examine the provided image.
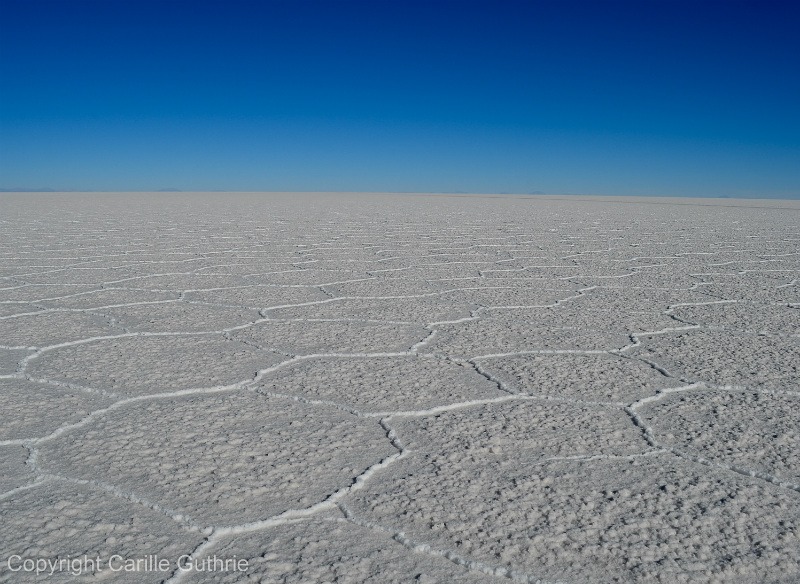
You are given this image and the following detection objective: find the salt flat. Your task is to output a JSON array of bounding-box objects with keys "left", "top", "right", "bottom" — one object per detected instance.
[{"left": 0, "top": 192, "right": 798, "bottom": 583}]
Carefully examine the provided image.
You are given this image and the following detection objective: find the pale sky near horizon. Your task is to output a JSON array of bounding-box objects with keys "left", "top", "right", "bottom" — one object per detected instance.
[{"left": 1, "top": 0, "right": 798, "bottom": 198}]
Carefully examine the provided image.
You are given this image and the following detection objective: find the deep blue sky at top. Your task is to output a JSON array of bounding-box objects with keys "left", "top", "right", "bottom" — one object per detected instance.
[{"left": 1, "top": 0, "right": 798, "bottom": 197}]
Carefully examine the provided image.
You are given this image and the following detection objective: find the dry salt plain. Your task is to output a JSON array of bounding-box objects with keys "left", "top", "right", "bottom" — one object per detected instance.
[{"left": 0, "top": 192, "right": 798, "bottom": 584}]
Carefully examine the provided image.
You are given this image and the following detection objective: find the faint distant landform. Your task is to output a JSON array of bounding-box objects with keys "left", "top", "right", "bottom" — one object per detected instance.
[
  {"left": 0, "top": 187, "right": 58, "bottom": 192},
  {"left": 0, "top": 187, "right": 184, "bottom": 192}
]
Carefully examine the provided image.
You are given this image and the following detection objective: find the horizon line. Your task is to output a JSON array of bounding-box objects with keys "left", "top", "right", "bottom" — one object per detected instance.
[{"left": 2, "top": 190, "right": 799, "bottom": 203}]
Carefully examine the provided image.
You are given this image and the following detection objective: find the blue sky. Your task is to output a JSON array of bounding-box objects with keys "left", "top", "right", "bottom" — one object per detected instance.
[{"left": 1, "top": 0, "right": 798, "bottom": 197}]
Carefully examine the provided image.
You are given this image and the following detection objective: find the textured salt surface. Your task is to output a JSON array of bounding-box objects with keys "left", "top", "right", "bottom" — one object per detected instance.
[{"left": 0, "top": 192, "right": 798, "bottom": 583}]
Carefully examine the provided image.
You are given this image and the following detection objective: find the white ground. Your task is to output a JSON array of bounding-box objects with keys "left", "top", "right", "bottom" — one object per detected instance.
[{"left": 0, "top": 192, "right": 798, "bottom": 584}]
